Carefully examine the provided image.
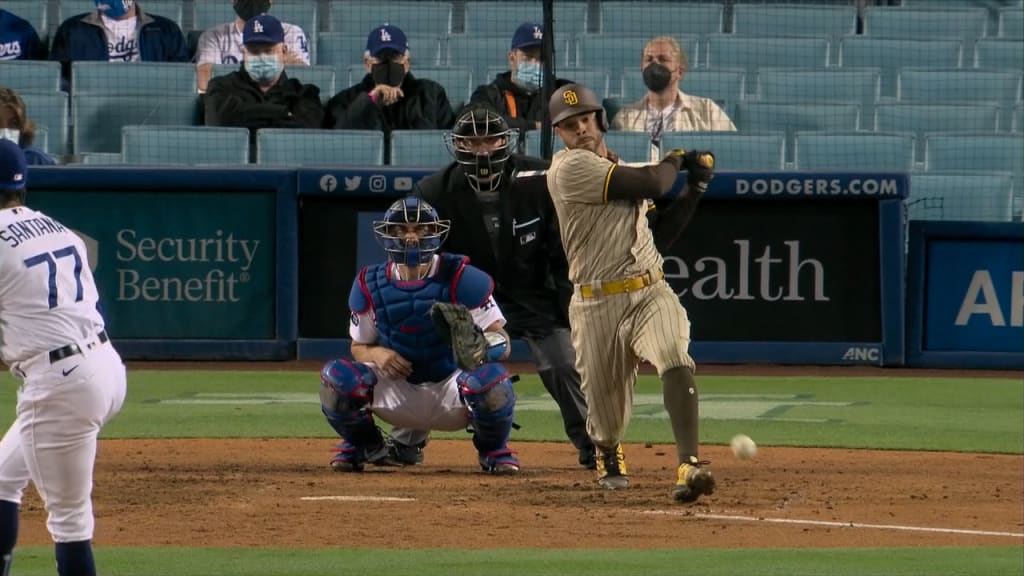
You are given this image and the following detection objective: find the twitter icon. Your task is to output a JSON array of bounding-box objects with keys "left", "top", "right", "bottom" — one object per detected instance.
[{"left": 344, "top": 176, "right": 362, "bottom": 191}]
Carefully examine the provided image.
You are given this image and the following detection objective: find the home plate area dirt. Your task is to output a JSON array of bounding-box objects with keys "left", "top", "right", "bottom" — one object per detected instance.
[{"left": 14, "top": 439, "right": 1024, "bottom": 549}]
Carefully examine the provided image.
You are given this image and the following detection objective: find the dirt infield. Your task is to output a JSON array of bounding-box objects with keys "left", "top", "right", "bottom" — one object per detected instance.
[{"left": 13, "top": 439, "right": 1024, "bottom": 549}]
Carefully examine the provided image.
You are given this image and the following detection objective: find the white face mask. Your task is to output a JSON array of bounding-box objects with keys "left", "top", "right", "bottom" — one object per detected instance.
[{"left": 0, "top": 129, "right": 19, "bottom": 145}]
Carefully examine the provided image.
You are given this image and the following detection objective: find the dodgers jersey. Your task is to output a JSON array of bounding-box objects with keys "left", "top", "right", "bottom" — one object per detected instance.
[
  {"left": 0, "top": 207, "right": 105, "bottom": 364},
  {"left": 196, "top": 21, "right": 310, "bottom": 66}
]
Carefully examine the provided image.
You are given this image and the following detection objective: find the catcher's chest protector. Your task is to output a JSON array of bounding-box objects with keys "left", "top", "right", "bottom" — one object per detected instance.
[{"left": 363, "top": 255, "right": 466, "bottom": 383}]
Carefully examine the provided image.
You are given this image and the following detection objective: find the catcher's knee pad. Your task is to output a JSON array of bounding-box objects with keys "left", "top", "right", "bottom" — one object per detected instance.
[
  {"left": 458, "top": 363, "right": 516, "bottom": 455},
  {"left": 319, "top": 359, "right": 379, "bottom": 443}
]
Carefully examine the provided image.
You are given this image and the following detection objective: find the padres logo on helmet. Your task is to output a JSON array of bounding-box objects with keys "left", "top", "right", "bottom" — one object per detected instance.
[{"left": 563, "top": 90, "right": 579, "bottom": 106}]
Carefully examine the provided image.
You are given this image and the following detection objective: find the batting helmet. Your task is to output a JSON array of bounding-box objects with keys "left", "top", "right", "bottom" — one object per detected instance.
[
  {"left": 373, "top": 197, "right": 450, "bottom": 272},
  {"left": 445, "top": 107, "right": 514, "bottom": 194},
  {"left": 548, "top": 83, "right": 607, "bottom": 131}
]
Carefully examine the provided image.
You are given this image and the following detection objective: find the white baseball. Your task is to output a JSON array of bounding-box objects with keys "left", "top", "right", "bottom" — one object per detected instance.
[{"left": 730, "top": 434, "right": 757, "bottom": 460}]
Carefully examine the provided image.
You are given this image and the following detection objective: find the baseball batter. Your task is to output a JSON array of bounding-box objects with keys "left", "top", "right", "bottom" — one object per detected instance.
[
  {"left": 545, "top": 83, "right": 716, "bottom": 502},
  {"left": 0, "top": 140, "right": 127, "bottom": 575}
]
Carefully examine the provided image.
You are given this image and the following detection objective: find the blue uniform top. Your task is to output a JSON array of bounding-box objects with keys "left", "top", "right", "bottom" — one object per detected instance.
[
  {"left": 0, "top": 9, "right": 46, "bottom": 60},
  {"left": 349, "top": 253, "right": 496, "bottom": 384}
]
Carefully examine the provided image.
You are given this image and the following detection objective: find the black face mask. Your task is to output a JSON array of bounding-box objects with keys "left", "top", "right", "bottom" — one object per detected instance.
[
  {"left": 371, "top": 61, "right": 406, "bottom": 88},
  {"left": 643, "top": 63, "right": 673, "bottom": 93},
  {"left": 234, "top": 0, "right": 272, "bottom": 21}
]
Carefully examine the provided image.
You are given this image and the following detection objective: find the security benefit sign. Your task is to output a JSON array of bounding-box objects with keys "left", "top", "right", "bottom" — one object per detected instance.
[
  {"left": 923, "top": 238, "right": 1023, "bottom": 353},
  {"left": 30, "top": 191, "right": 275, "bottom": 339},
  {"left": 661, "top": 200, "right": 881, "bottom": 342}
]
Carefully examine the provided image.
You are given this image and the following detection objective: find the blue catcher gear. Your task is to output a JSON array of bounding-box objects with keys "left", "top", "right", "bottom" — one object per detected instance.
[
  {"left": 373, "top": 197, "right": 451, "bottom": 275},
  {"left": 319, "top": 359, "right": 397, "bottom": 471},
  {"left": 458, "top": 363, "right": 520, "bottom": 474}
]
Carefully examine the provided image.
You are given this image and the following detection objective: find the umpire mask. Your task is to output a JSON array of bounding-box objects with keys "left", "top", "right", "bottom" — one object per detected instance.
[
  {"left": 234, "top": 0, "right": 272, "bottom": 21},
  {"left": 445, "top": 108, "right": 513, "bottom": 194}
]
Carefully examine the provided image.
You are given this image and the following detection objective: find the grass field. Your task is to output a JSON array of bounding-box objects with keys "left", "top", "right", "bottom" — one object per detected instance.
[{"left": 1, "top": 370, "right": 1022, "bottom": 575}]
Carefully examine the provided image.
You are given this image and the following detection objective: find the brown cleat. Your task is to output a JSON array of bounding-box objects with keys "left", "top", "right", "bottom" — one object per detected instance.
[{"left": 673, "top": 460, "right": 716, "bottom": 503}]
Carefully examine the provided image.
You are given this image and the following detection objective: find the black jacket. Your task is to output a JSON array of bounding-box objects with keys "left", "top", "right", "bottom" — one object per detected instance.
[
  {"left": 323, "top": 72, "right": 455, "bottom": 133},
  {"left": 415, "top": 154, "right": 572, "bottom": 337},
  {"left": 204, "top": 68, "right": 324, "bottom": 139},
  {"left": 470, "top": 72, "right": 572, "bottom": 136}
]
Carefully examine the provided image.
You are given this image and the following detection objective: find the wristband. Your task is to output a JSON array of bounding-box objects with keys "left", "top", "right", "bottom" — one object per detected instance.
[{"left": 368, "top": 91, "right": 378, "bottom": 104}]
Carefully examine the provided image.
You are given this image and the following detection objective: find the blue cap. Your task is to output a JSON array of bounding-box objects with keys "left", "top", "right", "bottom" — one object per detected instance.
[
  {"left": 0, "top": 139, "right": 27, "bottom": 191},
  {"left": 243, "top": 14, "right": 285, "bottom": 45},
  {"left": 367, "top": 24, "right": 409, "bottom": 56},
  {"left": 511, "top": 22, "right": 544, "bottom": 50}
]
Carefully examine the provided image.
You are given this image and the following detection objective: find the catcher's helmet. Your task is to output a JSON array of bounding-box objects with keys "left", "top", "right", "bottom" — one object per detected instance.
[
  {"left": 373, "top": 197, "right": 450, "bottom": 272},
  {"left": 548, "top": 83, "right": 607, "bottom": 131},
  {"left": 445, "top": 107, "right": 514, "bottom": 194}
]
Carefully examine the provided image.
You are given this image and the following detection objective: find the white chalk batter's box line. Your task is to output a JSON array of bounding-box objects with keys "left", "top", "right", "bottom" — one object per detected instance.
[{"left": 641, "top": 510, "right": 1024, "bottom": 539}]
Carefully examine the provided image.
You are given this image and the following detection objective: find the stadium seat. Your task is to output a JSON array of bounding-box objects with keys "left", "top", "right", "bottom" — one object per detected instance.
[
  {"left": 755, "top": 68, "right": 880, "bottom": 116},
  {"left": 907, "top": 172, "right": 1015, "bottom": 222},
  {"left": 598, "top": 2, "right": 723, "bottom": 36},
  {"left": 256, "top": 128, "right": 385, "bottom": 166},
  {"left": 77, "top": 152, "right": 123, "bottom": 165},
  {"left": 839, "top": 38, "right": 963, "bottom": 98},
  {"left": 734, "top": 103, "right": 861, "bottom": 164},
  {"left": 1017, "top": 103, "right": 1024, "bottom": 133},
  {"left": 556, "top": 68, "right": 611, "bottom": 99},
  {"left": 863, "top": 7, "right": 988, "bottom": 46},
  {"left": 121, "top": 126, "right": 250, "bottom": 165},
  {"left": 4, "top": 0, "right": 47, "bottom": 43},
  {"left": 327, "top": 1, "right": 453, "bottom": 36},
  {"left": 411, "top": 67, "right": 473, "bottom": 106},
  {"left": 20, "top": 92, "right": 69, "bottom": 157},
  {"left": 622, "top": 68, "right": 745, "bottom": 106},
  {"left": 794, "top": 132, "right": 916, "bottom": 172},
  {"left": 389, "top": 130, "right": 452, "bottom": 167},
  {"left": 603, "top": 132, "right": 656, "bottom": 164},
  {"left": 576, "top": 35, "right": 700, "bottom": 89},
  {"left": 925, "top": 133, "right": 1024, "bottom": 215},
  {"left": 193, "top": 1, "right": 317, "bottom": 64},
  {"left": 72, "top": 94, "right": 200, "bottom": 154},
  {"left": 522, "top": 130, "right": 544, "bottom": 157},
  {"left": 0, "top": 61, "right": 62, "bottom": 93},
  {"left": 874, "top": 103, "right": 1000, "bottom": 162},
  {"left": 897, "top": 69, "right": 1022, "bottom": 131},
  {"left": 999, "top": 8, "right": 1024, "bottom": 39},
  {"left": 661, "top": 131, "right": 786, "bottom": 171},
  {"left": 58, "top": 0, "right": 187, "bottom": 30},
  {"left": 32, "top": 125, "right": 49, "bottom": 155},
  {"left": 464, "top": 2, "right": 587, "bottom": 37},
  {"left": 706, "top": 36, "right": 830, "bottom": 91},
  {"left": 317, "top": 32, "right": 443, "bottom": 68},
  {"left": 732, "top": 4, "right": 857, "bottom": 64},
  {"left": 71, "top": 61, "right": 199, "bottom": 95},
  {"left": 974, "top": 39, "right": 1024, "bottom": 71}
]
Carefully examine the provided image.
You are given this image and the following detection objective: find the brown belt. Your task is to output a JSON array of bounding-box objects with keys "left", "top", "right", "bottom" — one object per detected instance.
[{"left": 576, "top": 270, "right": 664, "bottom": 299}]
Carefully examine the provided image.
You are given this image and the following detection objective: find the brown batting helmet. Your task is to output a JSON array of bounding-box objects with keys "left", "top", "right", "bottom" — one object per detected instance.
[{"left": 548, "top": 83, "right": 607, "bottom": 131}]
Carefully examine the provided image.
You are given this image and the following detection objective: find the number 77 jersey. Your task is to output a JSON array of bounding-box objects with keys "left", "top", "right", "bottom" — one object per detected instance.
[{"left": 0, "top": 206, "right": 104, "bottom": 365}]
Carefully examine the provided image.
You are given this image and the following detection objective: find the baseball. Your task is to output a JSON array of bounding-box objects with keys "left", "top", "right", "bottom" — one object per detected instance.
[{"left": 730, "top": 434, "right": 757, "bottom": 460}]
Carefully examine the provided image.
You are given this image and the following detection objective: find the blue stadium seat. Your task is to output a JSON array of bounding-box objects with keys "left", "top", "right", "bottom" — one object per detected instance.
[
  {"left": 32, "top": 125, "right": 49, "bottom": 155},
  {"left": 555, "top": 68, "right": 611, "bottom": 99},
  {"left": 71, "top": 61, "right": 198, "bottom": 95},
  {"left": 907, "top": 172, "right": 1015, "bottom": 222},
  {"left": 999, "top": 8, "right": 1024, "bottom": 39},
  {"left": 599, "top": 2, "right": 724, "bottom": 36},
  {"left": 256, "top": 129, "right": 385, "bottom": 165},
  {"left": 622, "top": 68, "right": 745, "bottom": 106},
  {"left": 58, "top": 0, "right": 187, "bottom": 30},
  {"left": 121, "top": 126, "right": 250, "bottom": 165},
  {"left": 661, "top": 132, "right": 786, "bottom": 171},
  {"left": 318, "top": 32, "right": 443, "bottom": 68},
  {"left": 706, "top": 36, "right": 830, "bottom": 92},
  {"left": 732, "top": 4, "right": 857, "bottom": 64},
  {"left": 863, "top": 7, "right": 989, "bottom": 45},
  {"left": 523, "top": 130, "right": 544, "bottom": 157},
  {"left": 193, "top": 1, "right": 317, "bottom": 64},
  {"left": 413, "top": 67, "right": 474, "bottom": 105},
  {"left": 1017, "top": 103, "right": 1024, "bottom": 133},
  {"left": 875, "top": 103, "right": 1001, "bottom": 162},
  {"left": 974, "top": 39, "right": 1024, "bottom": 71},
  {"left": 77, "top": 152, "right": 123, "bottom": 165},
  {"left": 755, "top": 68, "right": 880, "bottom": 116},
  {"left": 464, "top": 2, "right": 587, "bottom": 37},
  {"left": 794, "top": 132, "right": 916, "bottom": 172},
  {"left": 0, "top": 61, "right": 63, "bottom": 92},
  {"left": 898, "top": 69, "right": 1022, "bottom": 131},
  {"left": 734, "top": 103, "right": 861, "bottom": 164},
  {"left": 839, "top": 38, "right": 963, "bottom": 98},
  {"left": 389, "top": 130, "right": 452, "bottom": 167},
  {"left": 4, "top": 0, "right": 47, "bottom": 42},
  {"left": 20, "top": 92, "right": 69, "bottom": 157},
  {"left": 327, "top": 1, "right": 452, "bottom": 36},
  {"left": 925, "top": 133, "right": 1024, "bottom": 216},
  {"left": 451, "top": 35, "right": 568, "bottom": 88},
  {"left": 576, "top": 35, "right": 700, "bottom": 89},
  {"left": 72, "top": 94, "right": 200, "bottom": 154},
  {"left": 603, "top": 132, "right": 656, "bottom": 164}
]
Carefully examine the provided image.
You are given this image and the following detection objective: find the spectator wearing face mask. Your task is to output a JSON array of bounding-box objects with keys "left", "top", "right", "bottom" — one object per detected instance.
[
  {"left": 50, "top": 0, "right": 189, "bottom": 83},
  {"left": 469, "top": 22, "right": 572, "bottom": 136},
  {"left": 204, "top": 15, "right": 323, "bottom": 156},
  {"left": 612, "top": 36, "right": 734, "bottom": 160},
  {"left": 0, "top": 88, "right": 56, "bottom": 165},
  {"left": 195, "top": 0, "right": 311, "bottom": 93},
  {"left": 323, "top": 24, "right": 455, "bottom": 137},
  {"left": 0, "top": 8, "right": 47, "bottom": 60}
]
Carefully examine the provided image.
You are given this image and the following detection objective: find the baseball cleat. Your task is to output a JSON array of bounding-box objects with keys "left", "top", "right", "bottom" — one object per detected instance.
[
  {"left": 673, "top": 458, "right": 715, "bottom": 503},
  {"left": 578, "top": 445, "right": 598, "bottom": 470},
  {"left": 479, "top": 449, "right": 520, "bottom": 475},
  {"left": 330, "top": 441, "right": 401, "bottom": 472},
  {"left": 387, "top": 437, "right": 425, "bottom": 465},
  {"left": 596, "top": 444, "right": 629, "bottom": 490}
]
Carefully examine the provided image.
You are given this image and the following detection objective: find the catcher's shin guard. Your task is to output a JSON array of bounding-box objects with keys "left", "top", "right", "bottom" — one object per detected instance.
[
  {"left": 458, "top": 363, "right": 519, "bottom": 474},
  {"left": 320, "top": 359, "right": 392, "bottom": 470}
]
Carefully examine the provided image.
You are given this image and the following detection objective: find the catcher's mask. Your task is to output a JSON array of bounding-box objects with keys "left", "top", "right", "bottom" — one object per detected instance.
[
  {"left": 373, "top": 197, "right": 450, "bottom": 277},
  {"left": 445, "top": 107, "right": 514, "bottom": 194}
]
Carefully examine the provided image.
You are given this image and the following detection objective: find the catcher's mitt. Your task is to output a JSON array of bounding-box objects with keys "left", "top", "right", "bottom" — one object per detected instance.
[{"left": 430, "top": 302, "right": 487, "bottom": 371}]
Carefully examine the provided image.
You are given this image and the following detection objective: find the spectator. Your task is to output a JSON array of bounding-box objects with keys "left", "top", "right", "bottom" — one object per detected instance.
[
  {"left": 0, "top": 88, "right": 57, "bottom": 165},
  {"left": 50, "top": 0, "right": 189, "bottom": 82},
  {"left": 195, "top": 0, "right": 311, "bottom": 93},
  {"left": 0, "top": 8, "right": 46, "bottom": 60},
  {"left": 470, "top": 23, "right": 571, "bottom": 137},
  {"left": 204, "top": 14, "right": 323, "bottom": 154},
  {"left": 323, "top": 24, "right": 454, "bottom": 135},
  {"left": 612, "top": 36, "right": 735, "bottom": 160}
]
